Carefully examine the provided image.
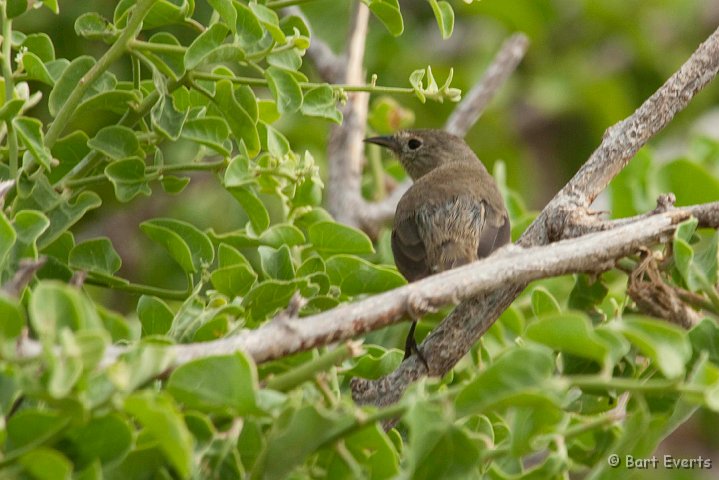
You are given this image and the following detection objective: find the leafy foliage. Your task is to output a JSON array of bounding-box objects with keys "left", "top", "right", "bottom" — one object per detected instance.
[{"left": 0, "top": 1, "right": 718, "bottom": 479}]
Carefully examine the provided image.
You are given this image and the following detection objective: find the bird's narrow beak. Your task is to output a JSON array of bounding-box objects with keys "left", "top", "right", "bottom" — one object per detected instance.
[{"left": 363, "top": 135, "right": 399, "bottom": 151}]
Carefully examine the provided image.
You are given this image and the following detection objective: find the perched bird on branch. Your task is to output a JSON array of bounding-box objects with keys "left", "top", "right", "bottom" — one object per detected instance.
[{"left": 365, "top": 129, "right": 510, "bottom": 366}]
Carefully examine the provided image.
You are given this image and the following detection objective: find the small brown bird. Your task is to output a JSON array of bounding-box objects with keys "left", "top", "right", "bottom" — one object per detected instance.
[{"left": 365, "top": 129, "right": 510, "bottom": 365}]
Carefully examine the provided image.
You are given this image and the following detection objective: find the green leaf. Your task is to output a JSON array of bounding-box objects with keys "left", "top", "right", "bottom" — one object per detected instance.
[
  {"left": 161, "top": 175, "right": 190, "bottom": 194},
  {"left": 6, "top": 0, "right": 27, "bottom": 19},
  {"left": 116, "top": 0, "right": 192, "bottom": 30},
  {"left": 144, "top": 32, "right": 186, "bottom": 80},
  {"left": 49, "top": 130, "right": 90, "bottom": 183},
  {"left": 568, "top": 274, "right": 608, "bottom": 311},
  {"left": 13, "top": 209, "right": 50, "bottom": 259},
  {"left": 228, "top": 186, "right": 270, "bottom": 233},
  {"left": 259, "top": 245, "right": 295, "bottom": 280},
  {"left": 345, "top": 345, "right": 403, "bottom": 379},
  {"left": 75, "top": 12, "right": 118, "bottom": 42},
  {"left": 48, "top": 55, "right": 95, "bottom": 117},
  {"left": 105, "top": 157, "right": 152, "bottom": 202},
  {"left": 22, "top": 33, "right": 55, "bottom": 62},
  {"left": 405, "top": 406, "right": 480, "bottom": 479},
  {"left": 29, "top": 281, "right": 102, "bottom": 340},
  {"left": 211, "top": 264, "right": 257, "bottom": 297},
  {"left": 242, "top": 279, "right": 297, "bottom": 321},
  {"left": 249, "top": 3, "right": 285, "bottom": 43},
  {"left": 181, "top": 116, "right": 231, "bottom": 156},
  {"left": 213, "top": 79, "right": 260, "bottom": 155},
  {"left": 67, "top": 414, "right": 133, "bottom": 466},
  {"left": 0, "top": 209, "right": 16, "bottom": 270},
  {"left": 659, "top": 159, "right": 719, "bottom": 206},
  {"left": 20, "top": 448, "right": 72, "bottom": 480},
  {"left": 689, "top": 318, "right": 719, "bottom": 365},
  {"left": 300, "top": 86, "right": 342, "bottom": 124},
  {"left": 368, "top": 0, "right": 404, "bottom": 36},
  {"left": 308, "top": 221, "right": 374, "bottom": 255},
  {"left": 208, "top": 0, "right": 237, "bottom": 32},
  {"left": 264, "top": 66, "right": 303, "bottom": 114},
  {"left": 167, "top": 353, "right": 258, "bottom": 414},
  {"left": 6, "top": 409, "right": 68, "bottom": 452},
  {"left": 674, "top": 221, "right": 718, "bottom": 293},
  {"left": 13, "top": 117, "right": 53, "bottom": 170},
  {"left": 234, "top": 1, "right": 263, "bottom": 47},
  {"left": 69, "top": 237, "right": 122, "bottom": 276},
  {"left": 88, "top": 126, "right": 140, "bottom": 160},
  {"left": 151, "top": 94, "right": 189, "bottom": 141},
  {"left": 531, "top": 286, "right": 561, "bottom": 317},
  {"left": 20, "top": 52, "right": 55, "bottom": 85},
  {"left": 124, "top": 392, "right": 194, "bottom": 478},
  {"left": 72, "top": 90, "right": 142, "bottom": 127},
  {"left": 326, "top": 255, "right": 405, "bottom": 295},
  {"left": 0, "top": 99, "right": 25, "bottom": 124},
  {"left": 0, "top": 294, "right": 25, "bottom": 340},
  {"left": 141, "top": 218, "right": 214, "bottom": 273},
  {"left": 137, "top": 295, "right": 174, "bottom": 336},
  {"left": 184, "top": 23, "right": 230, "bottom": 69},
  {"left": 261, "top": 405, "right": 353, "bottom": 480},
  {"left": 455, "top": 345, "right": 559, "bottom": 417},
  {"left": 108, "top": 343, "right": 173, "bottom": 392},
  {"left": 258, "top": 224, "right": 305, "bottom": 248},
  {"left": 525, "top": 312, "right": 616, "bottom": 367},
  {"left": 614, "top": 316, "right": 692, "bottom": 379},
  {"left": 428, "top": 0, "right": 454, "bottom": 39}
]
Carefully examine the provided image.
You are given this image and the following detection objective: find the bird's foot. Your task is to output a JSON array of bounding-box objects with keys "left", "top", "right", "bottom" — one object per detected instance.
[{"left": 403, "top": 321, "right": 429, "bottom": 371}]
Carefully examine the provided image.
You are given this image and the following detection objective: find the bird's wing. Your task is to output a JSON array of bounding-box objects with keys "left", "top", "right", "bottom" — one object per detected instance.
[
  {"left": 477, "top": 205, "right": 511, "bottom": 259},
  {"left": 391, "top": 214, "right": 429, "bottom": 282}
]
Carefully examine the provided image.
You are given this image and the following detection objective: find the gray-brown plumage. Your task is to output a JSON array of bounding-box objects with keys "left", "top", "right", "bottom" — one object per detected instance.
[{"left": 365, "top": 129, "right": 510, "bottom": 363}]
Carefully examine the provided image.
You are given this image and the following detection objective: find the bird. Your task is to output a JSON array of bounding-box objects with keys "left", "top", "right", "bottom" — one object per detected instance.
[{"left": 364, "top": 129, "right": 510, "bottom": 367}]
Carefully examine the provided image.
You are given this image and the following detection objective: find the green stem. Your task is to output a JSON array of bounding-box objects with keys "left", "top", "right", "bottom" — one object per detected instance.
[
  {"left": 84, "top": 277, "right": 189, "bottom": 301},
  {"left": 64, "top": 159, "right": 225, "bottom": 189},
  {"left": 1, "top": 2, "right": 17, "bottom": 178},
  {"left": 265, "top": 343, "right": 359, "bottom": 391},
  {"left": 129, "top": 39, "right": 186, "bottom": 55},
  {"left": 266, "top": 0, "right": 321, "bottom": 8},
  {"left": 567, "top": 375, "right": 700, "bottom": 394},
  {"left": 45, "top": 0, "right": 156, "bottom": 147},
  {"left": 189, "top": 71, "right": 415, "bottom": 95}
]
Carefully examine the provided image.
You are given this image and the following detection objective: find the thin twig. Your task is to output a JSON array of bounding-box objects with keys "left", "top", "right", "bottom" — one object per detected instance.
[{"left": 445, "top": 33, "right": 530, "bottom": 137}]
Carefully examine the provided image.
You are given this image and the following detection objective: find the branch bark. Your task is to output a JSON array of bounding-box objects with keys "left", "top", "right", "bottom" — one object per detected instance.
[{"left": 14, "top": 201, "right": 719, "bottom": 370}]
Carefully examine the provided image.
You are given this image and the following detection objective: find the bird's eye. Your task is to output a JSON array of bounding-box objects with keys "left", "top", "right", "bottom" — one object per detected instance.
[{"left": 407, "top": 138, "right": 422, "bottom": 150}]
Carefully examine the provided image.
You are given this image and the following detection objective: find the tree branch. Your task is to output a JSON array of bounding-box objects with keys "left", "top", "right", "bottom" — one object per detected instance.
[
  {"left": 13, "top": 201, "right": 719, "bottom": 371},
  {"left": 445, "top": 33, "right": 530, "bottom": 137},
  {"left": 326, "top": 2, "right": 370, "bottom": 226},
  {"left": 351, "top": 25, "right": 719, "bottom": 408}
]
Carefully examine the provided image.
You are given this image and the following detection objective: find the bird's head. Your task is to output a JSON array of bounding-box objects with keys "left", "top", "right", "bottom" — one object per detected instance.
[{"left": 364, "top": 129, "right": 479, "bottom": 180}]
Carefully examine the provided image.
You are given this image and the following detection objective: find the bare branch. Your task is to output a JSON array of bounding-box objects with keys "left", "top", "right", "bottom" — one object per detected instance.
[
  {"left": 521, "top": 26, "right": 719, "bottom": 247},
  {"left": 352, "top": 25, "right": 719, "bottom": 408},
  {"left": 445, "top": 33, "right": 530, "bottom": 137},
  {"left": 327, "top": 2, "right": 370, "bottom": 225},
  {"left": 15, "top": 202, "right": 719, "bottom": 371}
]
